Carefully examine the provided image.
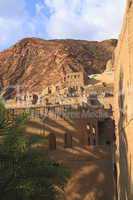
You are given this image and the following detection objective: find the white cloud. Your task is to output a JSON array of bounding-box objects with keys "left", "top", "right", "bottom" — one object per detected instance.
[
  {"left": 0, "top": 0, "right": 126, "bottom": 50},
  {"left": 36, "top": 2, "right": 45, "bottom": 15},
  {"left": 0, "top": 1, "right": 47, "bottom": 51},
  {"left": 0, "top": 0, "right": 27, "bottom": 19},
  {"left": 0, "top": 0, "right": 29, "bottom": 49},
  {"left": 44, "top": 0, "right": 126, "bottom": 40}
]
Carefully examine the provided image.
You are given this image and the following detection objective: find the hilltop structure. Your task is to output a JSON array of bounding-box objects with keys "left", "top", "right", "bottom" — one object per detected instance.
[
  {"left": 4, "top": 69, "right": 114, "bottom": 111},
  {"left": 64, "top": 71, "right": 88, "bottom": 87},
  {"left": 114, "top": 0, "right": 133, "bottom": 199}
]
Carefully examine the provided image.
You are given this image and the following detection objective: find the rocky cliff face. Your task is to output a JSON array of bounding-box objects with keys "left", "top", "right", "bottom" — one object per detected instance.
[
  {"left": 114, "top": 1, "right": 133, "bottom": 199},
  {"left": 0, "top": 38, "right": 117, "bottom": 93}
]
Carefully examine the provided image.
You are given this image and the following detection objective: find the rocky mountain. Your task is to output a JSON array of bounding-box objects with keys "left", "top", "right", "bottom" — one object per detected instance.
[{"left": 0, "top": 38, "right": 117, "bottom": 94}]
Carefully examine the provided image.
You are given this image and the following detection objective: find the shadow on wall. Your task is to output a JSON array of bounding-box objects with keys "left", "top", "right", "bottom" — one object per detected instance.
[
  {"left": 98, "top": 118, "right": 115, "bottom": 146},
  {"left": 24, "top": 112, "right": 115, "bottom": 199},
  {"left": 26, "top": 112, "right": 88, "bottom": 147},
  {"left": 118, "top": 69, "right": 132, "bottom": 200},
  {"left": 12, "top": 105, "right": 115, "bottom": 200}
]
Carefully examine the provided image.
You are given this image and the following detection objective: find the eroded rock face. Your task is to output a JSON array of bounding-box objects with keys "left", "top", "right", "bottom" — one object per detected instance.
[{"left": 0, "top": 38, "right": 117, "bottom": 93}]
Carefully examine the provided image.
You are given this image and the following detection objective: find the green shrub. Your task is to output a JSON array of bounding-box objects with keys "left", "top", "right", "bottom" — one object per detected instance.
[{"left": 0, "top": 101, "right": 70, "bottom": 200}]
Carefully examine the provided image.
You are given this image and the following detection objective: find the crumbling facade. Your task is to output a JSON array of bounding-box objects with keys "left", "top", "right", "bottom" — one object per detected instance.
[
  {"left": 64, "top": 71, "right": 88, "bottom": 88},
  {"left": 63, "top": 71, "right": 88, "bottom": 97},
  {"left": 114, "top": 0, "right": 133, "bottom": 199}
]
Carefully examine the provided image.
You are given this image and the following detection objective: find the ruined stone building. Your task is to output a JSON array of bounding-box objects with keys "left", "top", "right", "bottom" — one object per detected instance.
[
  {"left": 64, "top": 71, "right": 88, "bottom": 96},
  {"left": 16, "top": 92, "right": 42, "bottom": 106},
  {"left": 114, "top": 0, "right": 133, "bottom": 199},
  {"left": 64, "top": 71, "right": 88, "bottom": 87}
]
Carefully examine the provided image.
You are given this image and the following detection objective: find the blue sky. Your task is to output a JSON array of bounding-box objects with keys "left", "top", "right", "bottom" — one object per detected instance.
[{"left": 0, "top": 0, "right": 126, "bottom": 51}]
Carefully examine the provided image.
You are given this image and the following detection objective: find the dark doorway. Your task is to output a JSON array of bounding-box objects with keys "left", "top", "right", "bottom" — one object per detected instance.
[
  {"left": 98, "top": 118, "right": 115, "bottom": 145},
  {"left": 32, "top": 94, "right": 38, "bottom": 105}
]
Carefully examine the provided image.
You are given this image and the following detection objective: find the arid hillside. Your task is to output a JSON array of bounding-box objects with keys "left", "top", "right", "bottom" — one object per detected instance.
[{"left": 0, "top": 38, "right": 117, "bottom": 93}]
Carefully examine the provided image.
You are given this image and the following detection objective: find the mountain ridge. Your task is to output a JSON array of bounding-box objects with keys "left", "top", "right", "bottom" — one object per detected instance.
[{"left": 0, "top": 37, "right": 117, "bottom": 94}]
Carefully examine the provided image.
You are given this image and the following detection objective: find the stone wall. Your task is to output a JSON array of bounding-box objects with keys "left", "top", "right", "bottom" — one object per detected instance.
[
  {"left": 114, "top": 0, "right": 133, "bottom": 199},
  {"left": 64, "top": 71, "right": 88, "bottom": 88}
]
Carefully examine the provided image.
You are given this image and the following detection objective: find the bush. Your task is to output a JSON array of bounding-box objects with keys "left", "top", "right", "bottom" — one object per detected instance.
[{"left": 0, "top": 102, "right": 70, "bottom": 200}]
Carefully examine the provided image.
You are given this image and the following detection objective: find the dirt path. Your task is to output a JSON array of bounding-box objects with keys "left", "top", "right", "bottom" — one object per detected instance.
[{"left": 48, "top": 146, "right": 114, "bottom": 200}]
